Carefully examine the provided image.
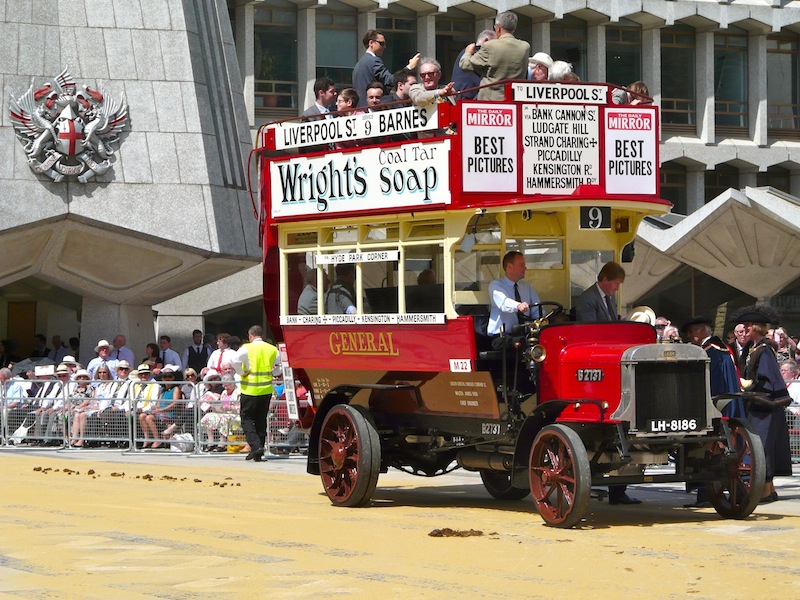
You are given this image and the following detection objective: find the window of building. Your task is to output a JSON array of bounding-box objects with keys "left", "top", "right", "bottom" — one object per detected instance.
[
  {"left": 714, "top": 30, "right": 748, "bottom": 130},
  {"left": 705, "top": 164, "right": 739, "bottom": 203},
  {"left": 436, "top": 9, "right": 482, "bottom": 81},
  {"left": 659, "top": 162, "right": 688, "bottom": 215},
  {"left": 756, "top": 166, "right": 791, "bottom": 194},
  {"left": 551, "top": 16, "right": 587, "bottom": 81},
  {"left": 767, "top": 31, "right": 800, "bottom": 135},
  {"left": 254, "top": 1, "right": 298, "bottom": 110},
  {"left": 606, "top": 21, "right": 641, "bottom": 88},
  {"left": 316, "top": 1, "right": 358, "bottom": 85},
  {"left": 661, "top": 25, "right": 696, "bottom": 129},
  {"left": 376, "top": 5, "right": 418, "bottom": 86}
]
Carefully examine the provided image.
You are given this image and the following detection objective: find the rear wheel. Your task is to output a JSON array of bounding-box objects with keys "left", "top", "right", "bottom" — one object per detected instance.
[
  {"left": 707, "top": 419, "right": 766, "bottom": 519},
  {"left": 318, "top": 404, "right": 380, "bottom": 507},
  {"left": 480, "top": 470, "right": 530, "bottom": 501},
  {"left": 529, "top": 424, "right": 591, "bottom": 528}
]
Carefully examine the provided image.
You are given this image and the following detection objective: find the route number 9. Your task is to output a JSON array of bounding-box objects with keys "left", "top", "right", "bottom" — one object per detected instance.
[{"left": 580, "top": 206, "right": 611, "bottom": 230}]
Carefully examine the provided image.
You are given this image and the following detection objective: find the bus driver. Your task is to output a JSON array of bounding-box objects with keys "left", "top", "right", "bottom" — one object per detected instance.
[{"left": 487, "top": 250, "right": 540, "bottom": 349}]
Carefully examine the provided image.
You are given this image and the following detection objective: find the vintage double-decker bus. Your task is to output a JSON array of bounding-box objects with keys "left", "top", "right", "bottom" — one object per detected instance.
[{"left": 257, "top": 79, "right": 764, "bottom": 528}]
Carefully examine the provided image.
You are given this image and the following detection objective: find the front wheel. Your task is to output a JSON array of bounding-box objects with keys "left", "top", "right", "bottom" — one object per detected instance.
[
  {"left": 529, "top": 424, "right": 591, "bottom": 528},
  {"left": 707, "top": 419, "right": 766, "bottom": 519},
  {"left": 480, "top": 470, "right": 530, "bottom": 501},
  {"left": 318, "top": 404, "right": 380, "bottom": 507}
]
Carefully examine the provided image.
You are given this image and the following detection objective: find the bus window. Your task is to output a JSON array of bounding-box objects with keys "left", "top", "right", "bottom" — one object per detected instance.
[
  {"left": 405, "top": 244, "right": 444, "bottom": 313},
  {"left": 506, "top": 239, "right": 564, "bottom": 270},
  {"left": 362, "top": 255, "right": 397, "bottom": 314}
]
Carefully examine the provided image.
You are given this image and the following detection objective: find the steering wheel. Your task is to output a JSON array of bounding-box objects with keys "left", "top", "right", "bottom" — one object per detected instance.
[{"left": 521, "top": 301, "right": 564, "bottom": 323}]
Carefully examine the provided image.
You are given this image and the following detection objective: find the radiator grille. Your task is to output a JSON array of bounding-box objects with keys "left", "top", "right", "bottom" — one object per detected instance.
[{"left": 634, "top": 361, "right": 707, "bottom": 431}]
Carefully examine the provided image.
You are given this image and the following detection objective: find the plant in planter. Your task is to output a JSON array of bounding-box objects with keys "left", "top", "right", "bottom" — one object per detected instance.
[{"left": 258, "top": 51, "right": 279, "bottom": 107}]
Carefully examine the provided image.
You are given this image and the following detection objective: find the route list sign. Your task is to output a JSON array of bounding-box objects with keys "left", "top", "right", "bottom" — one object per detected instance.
[{"left": 522, "top": 104, "right": 599, "bottom": 195}]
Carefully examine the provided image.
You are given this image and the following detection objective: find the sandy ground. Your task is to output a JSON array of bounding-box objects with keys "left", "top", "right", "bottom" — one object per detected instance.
[{"left": 1, "top": 449, "right": 799, "bottom": 599}]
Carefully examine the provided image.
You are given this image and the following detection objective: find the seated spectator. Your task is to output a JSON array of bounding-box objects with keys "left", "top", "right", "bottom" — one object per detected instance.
[
  {"left": 781, "top": 360, "right": 800, "bottom": 405},
  {"left": 199, "top": 372, "right": 238, "bottom": 451},
  {"left": 140, "top": 365, "right": 182, "bottom": 448},
  {"left": 31, "top": 366, "right": 64, "bottom": 443},
  {"left": 69, "top": 369, "right": 97, "bottom": 447},
  {"left": 132, "top": 363, "right": 162, "bottom": 448}
]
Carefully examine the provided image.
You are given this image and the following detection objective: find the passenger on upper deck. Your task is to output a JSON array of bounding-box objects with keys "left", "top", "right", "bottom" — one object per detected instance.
[
  {"left": 527, "top": 52, "right": 552, "bottom": 81},
  {"left": 452, "top": 29, "right": 496, "bottom": 100},
  {"left": 611, "top": 81, "right": 651, "bottom": 105},
  {"left": 458, "top": 11, "right": 529, "bottom": 101},
  {"left": 550, "top": 60, "right": 575, "bottom": 81},
  {"left": 352, "top": 29, "right": 420, "bottom": 108},
  {"left": 487, "top": 251, "right": 541, "bottom": 350},
  {"left": 574, "top": 261, "right": 625, "bottom": 322},
  {"left": 408, "top": 58, "right": 456, "bottom": 107},
  {"left": 380, "top": 68, "right": 417, "bottom": 106},
  {"left": 365, "top": 82, "right": 385, "bottom": 109},
  {"left": 302, "top": 77, "right": 337, "bottom": 119}
]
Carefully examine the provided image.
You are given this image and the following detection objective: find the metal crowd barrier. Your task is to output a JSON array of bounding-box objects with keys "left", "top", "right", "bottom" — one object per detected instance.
[
  {"left": 267, "top": 395, "right": 310, "bottom": 456},
  {"left": 1, "top": 378, "right": 310, "bottom": 458}
]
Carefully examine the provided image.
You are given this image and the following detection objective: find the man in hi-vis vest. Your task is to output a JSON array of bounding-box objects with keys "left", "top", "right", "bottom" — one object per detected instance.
[{"left": 233, "top": 325, "right": 279, "bottom": 462}]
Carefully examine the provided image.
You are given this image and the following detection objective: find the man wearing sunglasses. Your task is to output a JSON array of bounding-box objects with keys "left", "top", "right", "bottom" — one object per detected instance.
[{"left": 352, "top": 29, "right": 420, "bottom": 108}]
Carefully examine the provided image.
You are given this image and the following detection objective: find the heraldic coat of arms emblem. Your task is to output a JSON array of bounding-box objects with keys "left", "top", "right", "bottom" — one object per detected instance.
[{"left": 10, "top": 68, "right": 129, "bottom": 183}]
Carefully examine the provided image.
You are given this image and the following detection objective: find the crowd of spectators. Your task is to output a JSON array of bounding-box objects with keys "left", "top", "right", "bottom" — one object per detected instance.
[{"left": 0, "top": 327, "right": 309, "bottom": 455}]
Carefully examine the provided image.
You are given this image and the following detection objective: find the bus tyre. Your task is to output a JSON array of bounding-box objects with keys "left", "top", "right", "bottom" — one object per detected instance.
[
  {"left": 706, "top": 419, "right": 766, "bottom": 519},
  {"left": 529, "top": 424, "right": 591, "bottom": 528},
  {"left": 480, "top": 470, "right": 530, "bottom": 501},
  {"left": 319, "top": 404, "right": 381, "bottom": 507}
]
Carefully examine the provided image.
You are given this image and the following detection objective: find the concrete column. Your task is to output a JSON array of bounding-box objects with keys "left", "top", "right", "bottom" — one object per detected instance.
[
  {"left": 417, "top": 15, "right": 437, "bottom": 60},
  {"left": 642, "top": 27, "right": 661, "bottom": 105},
  {"left": 476, "top": 17, "right": 494, "bottom": 40},
  {"left": 235, "top": 2, "right": 255, "bottom": 126},
  {"left": 686, "top": 168, "right": 706, "bottom": 213},
  {"left": 696, "top": 31, "right": 715, "bottom": 144},
  {"left": 79, "top": 298, "right": 155, "bottom": 369},
  {"left": 531, "top": 21, "right": 550, "bottom": 54},
  {"left": 587, "top": 24, "right": 605, "bottom": 83},
  {"left": 298, "top": 7, "right": 317, "bottom": 114},
  {"left": 358, "top": 11, "right": 376, "bottom": 37},
  {"left": 748, "top": 33, "right": 768, "bottom": 146}
]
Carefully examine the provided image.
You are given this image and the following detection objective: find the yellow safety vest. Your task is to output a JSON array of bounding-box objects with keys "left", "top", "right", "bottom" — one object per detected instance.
[{"left": 240, "top": 339, "right": 278, "bottom": 396}]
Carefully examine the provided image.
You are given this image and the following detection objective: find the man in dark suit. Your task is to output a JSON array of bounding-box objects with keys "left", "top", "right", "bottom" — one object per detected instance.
[
  {"left": 300, "top": 77, "right": 337, "bottom": 154},
  {"left": 301, "top": 77, "right": 336, "bottom": 119},
  {"left": 575, "top": 261, "right": 626, "bottom": 322},
  {"left": 352, "top": 29, "right": 420, "bottom": 108},
  {"left": 451, "top": 29, "right": 495, "bottom": 100},
  {"left": 575, "top": 261, "right": 641, "bottom": 506}
]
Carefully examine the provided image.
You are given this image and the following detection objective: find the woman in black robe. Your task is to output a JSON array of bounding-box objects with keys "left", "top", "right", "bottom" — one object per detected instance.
[{"left": 733, "top": 304, "right": 793, "bottom": 503}]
